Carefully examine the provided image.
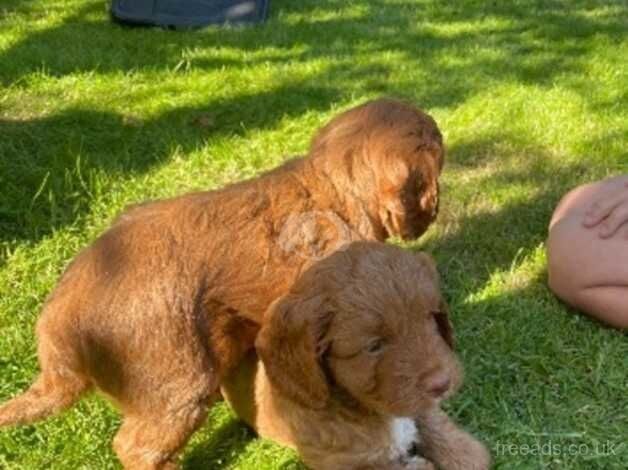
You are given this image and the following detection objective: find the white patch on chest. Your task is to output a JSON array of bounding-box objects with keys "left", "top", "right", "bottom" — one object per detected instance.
[{"left": 389, "top": 417, "right": 419, "bottom": 460}]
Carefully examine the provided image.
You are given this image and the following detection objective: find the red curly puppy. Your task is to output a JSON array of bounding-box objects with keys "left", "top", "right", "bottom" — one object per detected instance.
[{"left": 222, "top": 242, "right": 490, "bottom": 470}]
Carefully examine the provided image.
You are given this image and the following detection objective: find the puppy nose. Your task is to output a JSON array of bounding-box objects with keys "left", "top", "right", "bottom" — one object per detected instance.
[{"left": 427, "top": 374, "right": 450, "bottom": 397}]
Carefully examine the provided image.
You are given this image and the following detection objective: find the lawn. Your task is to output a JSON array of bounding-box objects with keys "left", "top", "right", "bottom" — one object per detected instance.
[{"left": 0, "top": 0, "right": 626, "bottom": 468}]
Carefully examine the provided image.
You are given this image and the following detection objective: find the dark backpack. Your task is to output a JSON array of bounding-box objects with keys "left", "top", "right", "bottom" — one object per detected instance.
[{"left": 111, "top": 0, "right": 270, "bottom": 28}]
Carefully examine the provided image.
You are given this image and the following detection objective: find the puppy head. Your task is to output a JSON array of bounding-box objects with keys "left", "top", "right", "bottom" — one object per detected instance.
[
  {"left": 310, "top": 98, "right": 445, "bottom": 240},
  {"left": 256, "top": 242, "right": 461, "bottom": 416}
]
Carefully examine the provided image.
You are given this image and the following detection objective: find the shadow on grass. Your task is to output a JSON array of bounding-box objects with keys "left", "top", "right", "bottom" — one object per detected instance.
[
  {"left": 183, "top": 418, "right": 255, "bottom": 470},
  {"left": 0, "top": 82, "right": 340, "bottom": 243}
]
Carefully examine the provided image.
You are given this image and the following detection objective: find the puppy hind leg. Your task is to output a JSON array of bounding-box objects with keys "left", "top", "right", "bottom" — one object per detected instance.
[
  {"left": 113, "top": 402, "right": 208, "bottom": 470},
  {"left": 110, "top": 349, "right": 218, "bottom": 470}
]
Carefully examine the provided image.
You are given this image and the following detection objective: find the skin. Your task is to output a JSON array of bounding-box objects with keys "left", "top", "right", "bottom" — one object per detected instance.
[{"left": 547, "top": 174, "right": 628, "bottom": 329}]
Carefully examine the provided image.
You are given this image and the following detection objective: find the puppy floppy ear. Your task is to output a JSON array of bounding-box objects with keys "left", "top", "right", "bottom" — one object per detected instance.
[
  {"left": 377, "top": 158, "right": 415, "bottom": 238},
  {"left": 377, "top": 146, "right": 442, "bottom": 240},
  {"left": 256, "top": 294, "right": 333, "bottom": 409}
]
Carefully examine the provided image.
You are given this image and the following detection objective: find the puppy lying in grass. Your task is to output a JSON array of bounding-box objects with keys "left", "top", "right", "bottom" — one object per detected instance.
[
  {"left": 0, "top": 99, "right": 444, "bottom": 469},
  {"left": 222, "top": 242, "right": 490, "bottom": 470}
]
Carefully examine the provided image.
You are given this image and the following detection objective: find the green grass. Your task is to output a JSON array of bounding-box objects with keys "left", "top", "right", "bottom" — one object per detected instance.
[{"left": 1, "top": 0, "right": 627, "bottom": 468}]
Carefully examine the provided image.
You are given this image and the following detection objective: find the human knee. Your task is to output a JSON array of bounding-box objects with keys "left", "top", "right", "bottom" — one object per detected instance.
[{"left": 546, "top": 228, "right": 585, "bottom": 306}]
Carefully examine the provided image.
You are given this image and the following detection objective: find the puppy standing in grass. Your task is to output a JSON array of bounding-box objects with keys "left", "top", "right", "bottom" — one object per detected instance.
[
  {"left": 222, "top": 242, "right": 490, "bottom": 470},
  {"left": 0, "top": 99, "right": 444, "bottom": 469}
]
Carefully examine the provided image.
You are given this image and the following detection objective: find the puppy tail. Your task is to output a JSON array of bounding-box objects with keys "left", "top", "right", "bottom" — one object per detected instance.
[
  {"left": 0, "top": 370, "right": 89, "bottom": 427},
  {"left": 0, "top": 314, "right": 89, "bottom": 427}
]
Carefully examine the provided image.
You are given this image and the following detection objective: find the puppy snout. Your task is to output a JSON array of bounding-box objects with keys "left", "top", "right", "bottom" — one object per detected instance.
[{"left": 426, "top": 374, "right": 450, "bottom": 397}]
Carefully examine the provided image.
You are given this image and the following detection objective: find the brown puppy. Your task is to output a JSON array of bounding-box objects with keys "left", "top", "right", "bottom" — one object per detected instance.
[
  {"left": 222, "top": 242, "right": 490, "bottom": 470},
  {"left": 0, "top": 99, "right": 444, "bottom": 469}
]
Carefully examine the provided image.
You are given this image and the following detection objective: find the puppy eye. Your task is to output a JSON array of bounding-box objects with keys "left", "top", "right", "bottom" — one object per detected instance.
[{"left": 365, "top": 338, "right": 385, "bottom": 355}]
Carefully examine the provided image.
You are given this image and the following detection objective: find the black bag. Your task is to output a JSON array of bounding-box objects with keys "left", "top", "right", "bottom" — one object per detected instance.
[{"left": 111, "top": 0, "right": 270, "bottom": 28}]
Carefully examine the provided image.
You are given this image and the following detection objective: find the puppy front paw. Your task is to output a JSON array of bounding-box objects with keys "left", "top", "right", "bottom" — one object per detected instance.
[
  {"left": 453, "top": 433, "right": 491, "bottom": 470},
  {"left": 403, "top": 455, "right": 435, "bottom": 470}
]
